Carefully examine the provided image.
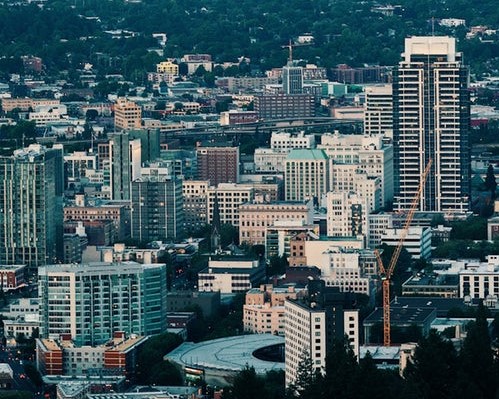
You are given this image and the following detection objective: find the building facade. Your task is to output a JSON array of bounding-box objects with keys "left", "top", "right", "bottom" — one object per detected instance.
[
  {"left": 393, "top": 36, "right": 470, "bottom": 212},
  {"left": 0, "top": 145, "right": 64, "bottom": 270},
  {"left": 38, "top": 262, "right": 167, "bottom": 345},
  {"left": 131, "top": 173, "right": 183, "bottom": 242},
  {"left": 196, "top": 145, "right": 239, "bottom": 186},
  {"left": 285, "top": 149, "right": 329, "bottom": 201}
]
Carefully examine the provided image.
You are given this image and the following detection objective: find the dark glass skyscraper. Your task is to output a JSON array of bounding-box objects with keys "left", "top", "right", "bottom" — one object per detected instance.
[
  {"left": 393, "top": 36, "right": 470, "bottom": 212},
  {"left": 0, "top": 144, "right": 64, "bottom": 271}
]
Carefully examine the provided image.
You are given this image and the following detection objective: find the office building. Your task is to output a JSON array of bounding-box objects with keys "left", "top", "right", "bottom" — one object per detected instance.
[
  {"left": 182, "top": 180, "right": 210, "bottom": 232},
  {"left": 129, "top": 129, "right": 161, "bottom": 164},
  {"left": 38, "top": 262, "right": 168, "bottom": 346},
  {"left": 381, "top": 226, "right": 432, "bottom": 260},
  {"left": 393, "top": 36, "right": 470, "bottom": 212},
  {"left": 114, "top": 98, "right": 142, "bottom": 130},
  {"left": 109, "top": 133, "right": 142, "bottom": 201},
  {"left": 319, "top": 132, "right": 393, "bottom": 207},
  {"left": 207, "top": 183, "right": 254, "bottom": 226},
  {"left": 266, "top": 220, "right": 319, "bottom": 259},
  {"left": 285, "top": 149, "right": 329, "bottom": 201},
  {"left": 364, "top": 84, "right": 393, "bottom": 139},
  {"left": 254, "top": 94, "right": 315, "bottom": 120},
  {"left": 196, "top": 145, "right": 239, "bottom": 186},
  {"left": 285, "top": 282, "right": 359, "bottom": 386},
  {"left": 326, "top": 191, "right": 370, "bottom": 239},
  {"left": 239, "top": 200, "right": 313, "bottom": 246},
  {"left": 282, "top": 64, "right": 304, "bottom": 94},
  {"left": 0, "top": 145, "right": 64, "bottom": 270},
  {"left": 131, "top": 169, "right": 183, "bottom": 242},
  {"left": 270, "top": 131, "right": 315, "bottom": 152}
]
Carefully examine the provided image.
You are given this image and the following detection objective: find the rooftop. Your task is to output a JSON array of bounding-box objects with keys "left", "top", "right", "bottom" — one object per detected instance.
[
  {"left": 286, "top": 148, "right": 328, "bottom": 161},
  {"left": 165, "top": 334, "right": 284, "bottom": 374},
  {"left": 364, "top": 306, "right": 436, "bottom": 326}
]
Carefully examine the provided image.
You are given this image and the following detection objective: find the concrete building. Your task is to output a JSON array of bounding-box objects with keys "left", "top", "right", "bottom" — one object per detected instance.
[
  {"left": 38, "top": 262, "right": 168, "bottom": 345},
  {"left": 198, "top": 257, "right": 265, "bottom": 294},
  {"left": 64, "top": 196, "right": 129, "bottom": 241},
  {"left": 114, "top": 98, "right": 142, "bottom": 130},
  {"left": 312, "top": 249, "right": 374, "bottom": 296},
  {"left": 156, "top": 60, "right": 179, "bottom": 75},
  {"left": 460, "top": 255, "right": 499, "bottom": 300},
  {"left": 36, "top": 332, "right": 147, "bottom": 377},
  {"left": 243, "top": 285, "right": 303, "bottom": 336},
  {"left": 254, "top": 148, "right": 288, "bottom": 172},
  {"left": 285, "top": 149, "right": 329, "bottom": 201},
  {"left": 0, "top": 144, "right": 64, "bottom": 270},
  {"left": 393, "top": 36, "right": 470, "bottom": 213},
  {"left": 326, "top": 191, "right": 370, "bottom": 239},
  {"left": 318, "top": 132, "right": 393, "bottom": 207},
  {"left": 381, "top": 226, "right": 432, "bottom": 260},
  {"left": 266, "top": 220, "right": 320, "bottom": 258},
  {"left": 367, "top": 213, "right": 394, "bottom": 249},
  {"left": 239, "top": 200, "right": 313, "bottom": 246},
  {"left": 131, "top": 171, "right": 183, "bottom": 242},
  {"left": 254, "top": 94, "right": 315, "bottom": 120},
  {"left": 196, "top": 145, "right": 239, "bottom": 186},
  {"left": 182, "top": 180, "right": 209, "bottom": 231},
  {"left": 166, "top": 291, "right": 221, "bottom": 318},
  {"left": 64, "top": 151, "right": 98, "bottom": 185},
  {"left": 284, "top": 282, "right": 359, "bottom": 386},
  {"left": 282, "top": 64, "right": 304, "bottom": 94},
  {"left": 364, "top": 84, "right": 393, "bottom": 139},
  {"left": 207, "top": 183, "right": 254, "bottom": 227},
  {"left": 270, "top": 131, "right": 315, "bottom": 152}
]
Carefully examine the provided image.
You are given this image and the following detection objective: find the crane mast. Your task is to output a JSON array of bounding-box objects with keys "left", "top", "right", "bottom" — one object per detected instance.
[{"left": 375, "top": 159, "right": 433, "bottom": 346}]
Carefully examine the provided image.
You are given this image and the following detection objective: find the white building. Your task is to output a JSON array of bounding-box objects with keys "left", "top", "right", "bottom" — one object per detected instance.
[
  {"left": 284, "top": 288, "right": 359, "bottom": 386},
  {"left": 393, "top": 36, "right": 470, "bottom": 213},
  {"left": 254, "top": 148, "right": 288, "bottom": 172},
  {"left": 381, "top": 226, "right": 432, "bottom": 260},
  {"left": 460, "top": 255, "right": 499, "bottom": 300},
  {"left": 364, "top": 84, "right": 393, "bottom": 139},
  {"left": 285, "top": 149, "right": 329, "bottom": 201},
  {"left": 183, "top": 180, "right": 209, "bottom": 230},
  {"left": 207, "top": 183, "right": 254, "bottom": 227},
  {"left": 326, "top": 191, "right": 370, "bottom": 239},
  {"left": 198, "top": 258, "right": 265, "bottom": 294},
  {"left": 367, "top": 213, "right": 394, "bottom": 249},
  {"left": 271, "top": 131, "right": 315, "bottom": 151},
  {"left": 319, "top": 132, "right": 393, "bottom": 207}
]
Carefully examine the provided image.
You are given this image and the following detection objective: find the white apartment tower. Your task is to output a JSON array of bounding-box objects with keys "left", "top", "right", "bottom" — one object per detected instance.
[
  {"left": 285, "top": 149, "right": 329, "bottom": 201},
  {"left": 393, "top": 36, "right": 470, "bottom": 213},
  {"left": 364, "top": 84, "right": 393, "bottom": 139}
]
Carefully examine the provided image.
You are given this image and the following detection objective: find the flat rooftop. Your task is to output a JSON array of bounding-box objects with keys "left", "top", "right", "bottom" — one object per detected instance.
[
  {"left": 165, "top": 334, "right": 284, "bottom": 374},
  {"left": 364, "top": 306, "right": 436, "bottom": 326}
]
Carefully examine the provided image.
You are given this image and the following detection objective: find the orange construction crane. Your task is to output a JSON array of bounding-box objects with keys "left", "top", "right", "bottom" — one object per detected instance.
[{"left": 374, "top": 159, "right": 433, "bottom": 346}]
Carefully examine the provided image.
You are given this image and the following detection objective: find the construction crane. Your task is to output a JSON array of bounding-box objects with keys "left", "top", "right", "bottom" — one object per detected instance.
[{"left": 374, "top": 159, "right": 433, "bottom": 346}]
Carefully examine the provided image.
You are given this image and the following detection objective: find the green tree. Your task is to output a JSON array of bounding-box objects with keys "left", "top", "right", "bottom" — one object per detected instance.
[
  {"left": 404, "top": 330, "right": 461, "bottom": 399},
  {"left": 323, "top": 337, "right": 358, "bottom": 398},
  {"left": 460, "top": 302, "right": 497, "bottom": 399},
  {"left": 485, "top": 164, "right": 497, "bottom": 200},
  {"left": 222, "top": 366, "right": 262, "bottom": 399},
  {"left": 286, "top": 351, "right": 323, "bottom": 399}
]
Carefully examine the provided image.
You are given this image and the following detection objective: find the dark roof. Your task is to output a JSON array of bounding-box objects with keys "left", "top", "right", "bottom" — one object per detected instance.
[
  {"left": 364, "top": 306, "right": 436, "bottom": 326},
  {"left": 390, "top": 296, "right": 472, "bottom": 317}
]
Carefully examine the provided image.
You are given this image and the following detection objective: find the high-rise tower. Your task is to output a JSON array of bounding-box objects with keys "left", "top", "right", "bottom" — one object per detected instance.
[
  {"left": 393, "top": 36, "right": 470, "bottom": 212},
  {"left": 0, "top": 144, "right": 64, "bottom": 271}
]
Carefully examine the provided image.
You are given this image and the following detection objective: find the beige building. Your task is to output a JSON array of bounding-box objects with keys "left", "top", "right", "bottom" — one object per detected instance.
[
  {"left": 239, "top": 200, "right": 313, "bottom": 245},
  {"left": 243, "top": 284, "right": 302, "bottom": 336},
  {"left": 364, "top": 84, "right": 393, "bottom": 139},
  {"left": 156, "top": 60, "right": 179, "bottom": 75},
  {"left": 285, "top": 149, "right": 329, "bottom": 201},
  {"left": 114, "top": 98, "right": 142, "bottom": 130},
  {"left": 207, "top": 183, "right": 254, "bottom": 227},
  {"left": 1, "top": 98, "right": 60, "bottom": 112}
]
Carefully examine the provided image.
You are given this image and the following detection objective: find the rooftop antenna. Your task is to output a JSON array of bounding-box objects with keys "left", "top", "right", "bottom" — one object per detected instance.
[
  {"left": 288, "top": 39, "right": 293, "bottom": 63},
  {"left": 431, "top": 16, "right": 435, "bottom": 36}
]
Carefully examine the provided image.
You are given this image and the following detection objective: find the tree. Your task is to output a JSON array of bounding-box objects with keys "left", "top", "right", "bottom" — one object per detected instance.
[
  {"left": 222, "top": 366, "right": 262, "bottom": 399},
  {"left": 460, "top": 302, "right": 497, "bottom": 399},
  {"left": 485, "top": 164, "right": 497, "bottom": 199},
  {"left": 323, "top": 337, "right": 358, "bottom": 398},
  {"left": 404, "top": 330, "right": 461, "bottom": 399},
  {"left": 286, "top": 351, "right": 323, "bottom": 399},
  {"left": 85, "top": 109, "right": 98, "bottom": 121}
]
